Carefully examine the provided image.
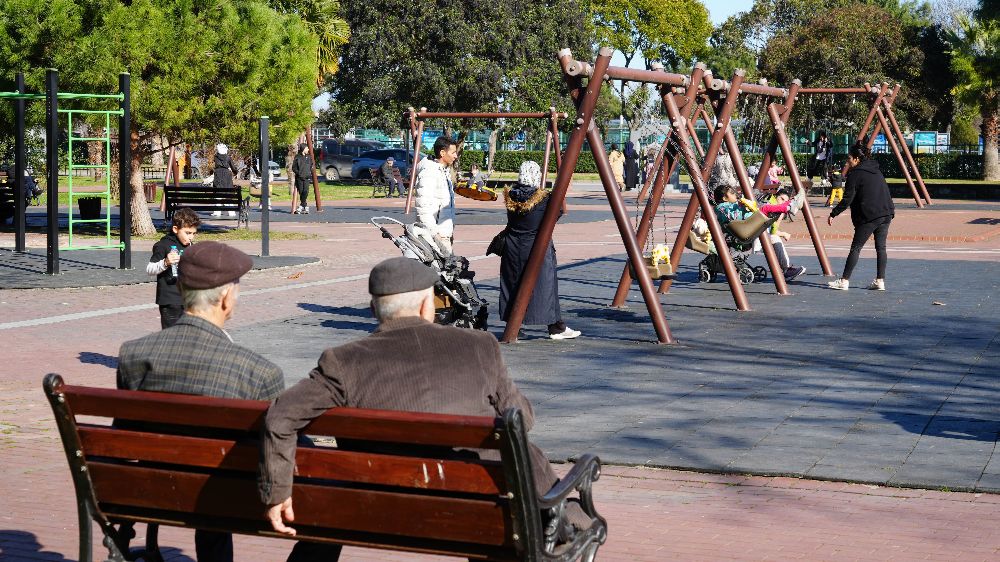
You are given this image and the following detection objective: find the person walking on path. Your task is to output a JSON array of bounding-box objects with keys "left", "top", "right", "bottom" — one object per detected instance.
[
  {"left": 211, "top": 143, "right": 239, "bottom": 217},
  {"left": 147, "top": 207, "right": 200, "bottom": 329},
  {"left": 624, "top": 141, "right": 640, "bottom": 191},
  {"left": 827, "top": 142, "right": 895, "bottom": 291},
  {"left": 414, "top": 136, "right": 458, "bottom": 252},
  {"left": 291, "top": 143, "right": 313, "bottom": 214},
  {"left": 808, "top": 130, "right": 833, "bottom": 184},
  {"left": 608, "top": 143, "right": 625, "bottom": 190},
  {"left": 499, "top": 161, "right": 580, "bottom": 341}
]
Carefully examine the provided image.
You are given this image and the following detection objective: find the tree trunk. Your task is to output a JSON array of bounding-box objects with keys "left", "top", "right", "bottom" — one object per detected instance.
[
  {"left": 487, "top": 129, "right": 499, "bottom": 173},
  {"left": 982, "top": 109, "right": 999, "bottom": 181},
  {"left": 129, "top": 131, "right": 157, "bottom": 237}
]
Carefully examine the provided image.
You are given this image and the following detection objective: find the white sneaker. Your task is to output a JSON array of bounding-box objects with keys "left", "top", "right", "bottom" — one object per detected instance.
[
  {"left": 303, "top": 206, "right": 310, "bottom": 214},
  {"left": 549, "top": 327, "right": 581, "bottom": 340},
  {"left": 868, "top": 279, "right": 885, "bottom": 291},
  {"left": 827, "top": 278, "right": 849, "bottom": 291},
  {"left": 788, "top": 189, "right": 806, "bottom": 217},
  {"left": 293, "top": 206, "right": 302, "bottom": 214}
]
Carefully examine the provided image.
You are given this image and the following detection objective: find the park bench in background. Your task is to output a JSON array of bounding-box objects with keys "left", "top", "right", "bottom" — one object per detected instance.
[
  {"left": 368, "top": 167, "right": 388, "bottom": 198},
  {"left": 163, "top": 183, "right": 248, "bottom": 228},
  {"left": 44, "top": 374, "right": 607, "bottom": 562}
]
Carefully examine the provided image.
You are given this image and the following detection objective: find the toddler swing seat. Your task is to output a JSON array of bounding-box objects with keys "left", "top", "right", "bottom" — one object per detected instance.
[{"left": 687, "top": 211, "right": 779, "bottom": 285}]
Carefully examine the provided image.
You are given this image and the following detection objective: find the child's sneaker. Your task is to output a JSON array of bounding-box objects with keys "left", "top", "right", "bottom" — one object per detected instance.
[
  {"left": 827, "top": 278, "right": 849, "bottom": 291},
  {"left": 868, "top": 279, "right": 885, "bottom": 291},
  {"left": 785, "top": 265, "right": 806, "bottom": 281},
  {"left": 788, "top": 189, "right": 806, "bottom": 217}
]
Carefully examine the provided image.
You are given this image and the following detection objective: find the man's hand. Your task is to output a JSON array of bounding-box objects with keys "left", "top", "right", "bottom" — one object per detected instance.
[
  {"left": 827, "top": 214, "right": 835, "bottom": 226},
  {"left": 265, "top": 497, "right": 297, "bottom": 536}
]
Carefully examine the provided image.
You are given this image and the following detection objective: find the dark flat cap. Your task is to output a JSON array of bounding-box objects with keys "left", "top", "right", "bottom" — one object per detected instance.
[
  {"left": 178, "top": 241, "right": 253, "bottom": 290},
  {"left": 369, "top": 257, "right": 438, "bottom": 296}
]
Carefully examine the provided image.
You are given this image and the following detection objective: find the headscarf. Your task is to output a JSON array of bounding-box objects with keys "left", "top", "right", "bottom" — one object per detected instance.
[
  {"left": 624, "top": 141, "right": 638, "bottom": 159},
  {"left": 518, "top": 160, "right": 542, "bottom": 189},
  {"left": 216, "top": 143, "right": 228, "bottom": 155}
]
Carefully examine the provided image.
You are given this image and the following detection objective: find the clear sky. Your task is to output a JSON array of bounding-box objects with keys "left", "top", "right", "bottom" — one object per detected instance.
[{"left": 703, "top": 0, "right": 746, "bottom": 25}]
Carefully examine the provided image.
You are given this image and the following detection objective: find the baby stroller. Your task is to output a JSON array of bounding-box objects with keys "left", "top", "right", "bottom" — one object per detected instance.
[
  {"left": 686, "top": 195, "right": 779, "bottom": 286},
  {"left": 371, "top": 216, "right": 489, "bottom": 330}
]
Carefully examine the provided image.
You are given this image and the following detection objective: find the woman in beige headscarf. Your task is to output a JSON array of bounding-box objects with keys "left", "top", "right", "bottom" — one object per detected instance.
[{"left": 607, "top": 143, "right": 625, "bottom": 190}]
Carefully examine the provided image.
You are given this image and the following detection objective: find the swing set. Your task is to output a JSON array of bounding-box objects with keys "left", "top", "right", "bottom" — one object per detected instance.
[
  {"left": 401, "top": 107, "right": 568, "bottom": 215},
  {"left": 1, "top": 69, "right": 132, "bottom": 275}
]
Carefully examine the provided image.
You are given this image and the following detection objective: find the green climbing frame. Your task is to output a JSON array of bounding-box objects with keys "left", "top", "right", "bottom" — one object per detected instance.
[{"left": 63, "top": 105, "right": 124, "bottom": 251}]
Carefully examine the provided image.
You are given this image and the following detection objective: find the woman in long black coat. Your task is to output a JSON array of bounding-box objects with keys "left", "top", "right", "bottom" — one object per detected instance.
[
  {"left": 499, "top": 161, "right": 580, "bottom": 340},
  {"left": 212, "top": 143, "right": 239, "bottom": 190},
  {"left": 624, "top": 141, "right": 640, "bottom": 191}
]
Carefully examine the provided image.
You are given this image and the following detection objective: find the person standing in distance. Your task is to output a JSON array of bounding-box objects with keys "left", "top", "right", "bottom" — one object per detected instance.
[{"left": 291, "top": 143, "right": 313, "bottom": 214}]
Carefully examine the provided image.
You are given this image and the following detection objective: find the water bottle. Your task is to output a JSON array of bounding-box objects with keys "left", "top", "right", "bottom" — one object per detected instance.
[{"left": 169, "top": 245, "right": 179, "bottom": 278}]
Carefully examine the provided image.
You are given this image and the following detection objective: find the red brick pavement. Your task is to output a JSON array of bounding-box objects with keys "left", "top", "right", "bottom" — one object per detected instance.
[{"left": 2, "top": 195, "right": 1000, "bottom": 560}]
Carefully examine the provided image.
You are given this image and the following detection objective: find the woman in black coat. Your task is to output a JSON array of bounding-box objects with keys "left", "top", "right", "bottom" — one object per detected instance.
[
  {"left": 499, "top": 161, "right": 580, "bottom": 340},
  {"left": 624, "top": 141, "right": 640, "bottom": 191},
  {"left": 827, "top": 142, "right": 895, "bottom": 291},
  {"left": 212, "top": 143, "right": 239, "bottom": 190}
]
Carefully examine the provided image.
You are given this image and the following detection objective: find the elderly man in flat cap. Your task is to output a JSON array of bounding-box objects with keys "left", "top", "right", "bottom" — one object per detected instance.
[
  {"left": 117, "top": 241, "right": 283, "bottom": 562},
  {"left": 258, "top": 257, "right": 577, "bottom": 557}
]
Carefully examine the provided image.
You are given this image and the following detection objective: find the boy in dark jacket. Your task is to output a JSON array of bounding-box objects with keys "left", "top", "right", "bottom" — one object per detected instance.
[{"left": 147, "top": 208, "right": 200, "bottom": 328}]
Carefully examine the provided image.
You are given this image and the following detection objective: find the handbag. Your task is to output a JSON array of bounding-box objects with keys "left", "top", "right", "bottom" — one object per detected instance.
[{"left": 486, "top": 228, "right": 508, "bottom": 257}]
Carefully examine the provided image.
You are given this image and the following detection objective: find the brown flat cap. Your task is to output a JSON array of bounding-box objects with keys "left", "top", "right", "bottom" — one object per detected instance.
[
  {"left": 368, "top": 257, "right": 438, "bottom": 296},
  {"left": 178, "top": 241, "right": 253, "bottom": 289}
]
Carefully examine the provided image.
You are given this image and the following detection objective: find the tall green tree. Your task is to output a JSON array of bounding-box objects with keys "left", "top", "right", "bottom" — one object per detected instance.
[
  {"left": 0, "top": 0, "right": 318, "bottom": 236},
  {"left": 947, "top": 10, "right": 1000, "bottom": 179},
  {"left": 591, "top": 0, "right": 711, "bottom": 123},
  {"left": 323, "top": 0, "right": 593, "bottom": 155}
]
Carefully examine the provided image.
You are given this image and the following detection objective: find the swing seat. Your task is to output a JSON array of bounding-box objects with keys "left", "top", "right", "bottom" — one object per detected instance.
[
  {"left": 726, "top": 211, "right": 778, "bottom": 243},
  {"left": 628, "top": 255, "right": 674, "bottom": 280},
  {"left": 685, "top": 235, "right": 713, "bottom": 255}
]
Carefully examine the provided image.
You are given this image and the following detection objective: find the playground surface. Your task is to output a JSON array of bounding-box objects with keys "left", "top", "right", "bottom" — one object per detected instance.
[{"left": 2, "top": 192, "right": 1000, "bottom": 560}]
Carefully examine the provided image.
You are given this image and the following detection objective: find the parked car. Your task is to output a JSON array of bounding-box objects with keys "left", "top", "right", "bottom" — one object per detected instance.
[
  {"left": 268, "top": 160, "right": 281, "bottom": 178},
  {"left": 351, "top": 149, "right": 421, "bottom": 181},
  {"left": 320, "top": 139, "right": 384, "bottom": 181}
]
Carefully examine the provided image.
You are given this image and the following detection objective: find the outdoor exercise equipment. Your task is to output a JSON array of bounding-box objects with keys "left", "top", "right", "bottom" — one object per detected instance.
[
  {"left": 402, "top": 108, "right": 567, "bottom": 215},
  {"left": 797, "top": 83, "right": 931, "bottom": 207},
  {"left": 0, "top": 69, "right": 131, "bottom": 274}
]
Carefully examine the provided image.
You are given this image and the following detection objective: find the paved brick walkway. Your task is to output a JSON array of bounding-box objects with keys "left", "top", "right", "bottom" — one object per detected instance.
[{"left": 1, "top": 195, "right": 999, "bottom": 560}]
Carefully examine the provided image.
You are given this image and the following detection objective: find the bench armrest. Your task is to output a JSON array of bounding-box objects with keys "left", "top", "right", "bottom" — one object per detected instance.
[{"left": 539, "top": 453, "right": 601, "bottom": 510}]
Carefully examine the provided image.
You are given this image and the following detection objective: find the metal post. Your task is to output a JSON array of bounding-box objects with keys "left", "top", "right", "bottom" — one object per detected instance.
[
  {"left": 636, "top": 135, "right": 669, "bottom": 202},
  {"left": 46, "top": 69, "right": 60, "bottom": 275},
  {"left": 875, "top": 105, "right": 922, "bottom": 206},
  {"left": 855, "top": 83, "right": 887, "bottom": 146},
  {"left": 663, "top": 92, "right": 750, "bottom": 311},
  {"left": 260, "top": 117, "right": 270, "bottom": 256},
  {"left": 767, "top": 99, "right": 833, "bottom": 276},
  {"left": 540, "top": 128, "right": 553, "bottom": 191},
  {"left": 549, "top": 111, "right": 567, "bottom": 214},
  {"left": 118, "top": 73, "right": 131, "bottom": 269},
  {"left": 404, "top": 111, "right": 424, "bottom": 214},
  {"left": 14, "top": 72, "right": 26, "bottom": 253},
  {"left": 305, "top": 126, "right": 322, "bottom": 211},
  {"left": 883, "top": 96, "right": 931, "bottom": 204}
]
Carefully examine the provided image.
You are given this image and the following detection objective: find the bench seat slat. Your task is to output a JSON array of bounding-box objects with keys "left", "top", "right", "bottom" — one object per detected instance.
[
  {"left": 89, "top": 463, "right": 512, "bottom": 547},
  {"left": 78, "top": 426, "right": 505, "bottom": 494},
  {"left": 64, "top": 386, "right": 500, "bottom": 449}
]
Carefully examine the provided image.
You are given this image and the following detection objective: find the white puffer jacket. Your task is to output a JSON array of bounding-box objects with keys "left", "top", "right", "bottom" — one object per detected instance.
[{"left": 413, "top": 158, "right": 455, "bottom": 239}]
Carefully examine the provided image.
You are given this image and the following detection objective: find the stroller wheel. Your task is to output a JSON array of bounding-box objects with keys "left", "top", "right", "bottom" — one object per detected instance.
[
  {"left": 753, "top": 266, "right": 768, "bottom": 282},
  {"left": 698, "top": 263, "right": 711, "bottom": 283},
  {"left": 738, "top": 267, "right": 756, "bottom": 285}
]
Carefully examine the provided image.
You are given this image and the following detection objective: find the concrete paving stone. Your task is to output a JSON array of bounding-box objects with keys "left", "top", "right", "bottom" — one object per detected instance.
[
  {"left": 972, "top": 471, "right": 1000, "bottom": 493},
  {"left": 726, "top": 451, "right": 824, "bottom": 475},
  {"left": 889, "top": 462, "right": 985, "bottom": 491},
  {"left": 805, "top": 463, "right": 897, "bottom": 485}
]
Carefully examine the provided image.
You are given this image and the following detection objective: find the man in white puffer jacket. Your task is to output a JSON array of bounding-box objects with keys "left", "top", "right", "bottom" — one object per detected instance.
[{"left": 414, "top": 136, "right": 458, "bottom": 252}]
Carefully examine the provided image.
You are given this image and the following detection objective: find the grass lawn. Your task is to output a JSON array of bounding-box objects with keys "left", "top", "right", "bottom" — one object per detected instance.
[{"left": 68, "top": 225, "right": 316, "bottom": 242}]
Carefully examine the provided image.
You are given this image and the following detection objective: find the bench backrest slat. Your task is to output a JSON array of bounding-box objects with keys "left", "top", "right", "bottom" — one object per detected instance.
[
  {"left": 89, "top": 462, "right": 512, "bottom": 546},
  {"left": 64, "top": 385, "right": 500, "bottom": 448},
  {"left": 79, "top": 425, "right": 505, "bottom": 494}
]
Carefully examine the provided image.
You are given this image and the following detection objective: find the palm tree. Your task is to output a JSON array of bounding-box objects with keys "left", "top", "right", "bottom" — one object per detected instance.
[
  {"left": 272, "top": 0, "right": 351, "bottom": 86},
  {"left": 947, "top": 12, "right": 1000, "bottom": 180}
]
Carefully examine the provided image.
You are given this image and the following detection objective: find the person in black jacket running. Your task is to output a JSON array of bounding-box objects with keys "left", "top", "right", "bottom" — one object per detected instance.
[{"left": 827, "top": 142, "right": 895, "bottom": 291}]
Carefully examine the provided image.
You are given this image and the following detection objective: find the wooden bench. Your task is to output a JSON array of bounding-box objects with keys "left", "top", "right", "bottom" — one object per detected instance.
[
  {"left": 163, "top": 183, "right": 249, "bottom": 228},
  {"left": 368, "top": 167, "right": 388, "bottom": 197},
  {"left": 44, "top": 374, "right": 607, "bottom": 562}
]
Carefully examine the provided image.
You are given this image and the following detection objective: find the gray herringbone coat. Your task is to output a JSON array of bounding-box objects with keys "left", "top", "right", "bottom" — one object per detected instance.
[{"left": 117, "top": 314, "right": 283, "bottom": 401}]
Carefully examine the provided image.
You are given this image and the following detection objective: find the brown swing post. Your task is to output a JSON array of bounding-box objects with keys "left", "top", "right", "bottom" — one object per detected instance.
[{"left": 501, "top": 47, "right": 675, "bottom": 344}]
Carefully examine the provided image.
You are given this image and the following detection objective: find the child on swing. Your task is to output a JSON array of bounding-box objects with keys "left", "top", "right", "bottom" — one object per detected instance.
[{"left": 713, "top": 183, "right": 804, "bottom": 227}]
